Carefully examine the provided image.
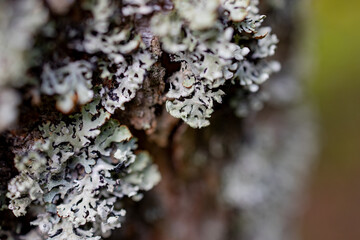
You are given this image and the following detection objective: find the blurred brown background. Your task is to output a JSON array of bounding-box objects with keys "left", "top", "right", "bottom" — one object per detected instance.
[{"left": 301, "top": 0, "right": 360, "bottom": 239}]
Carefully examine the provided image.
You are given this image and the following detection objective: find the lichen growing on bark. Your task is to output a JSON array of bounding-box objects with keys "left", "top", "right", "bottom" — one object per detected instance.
[{"left": 0, "top": 0, "right": 309, "bottom": 239}]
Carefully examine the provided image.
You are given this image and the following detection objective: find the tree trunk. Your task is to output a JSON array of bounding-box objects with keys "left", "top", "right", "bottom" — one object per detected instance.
[{"left": 0, "top": 1, "right": 316, "bottom": 240}]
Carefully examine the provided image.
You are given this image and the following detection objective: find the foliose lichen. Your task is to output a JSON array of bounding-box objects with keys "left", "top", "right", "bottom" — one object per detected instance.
[
  {"left": 152, "top": 0, "right": 280, "bottom": 127},
  {"left": 2, "top": 0, "right": 280, "bottom": 238},
  {"left": 7, "top": 98, "right": 161, "bottom": 239}
]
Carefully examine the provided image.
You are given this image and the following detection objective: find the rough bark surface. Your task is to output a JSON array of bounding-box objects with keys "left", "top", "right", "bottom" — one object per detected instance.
[{"left": 0, "top": 1, "right": 315, "bottom": 240}]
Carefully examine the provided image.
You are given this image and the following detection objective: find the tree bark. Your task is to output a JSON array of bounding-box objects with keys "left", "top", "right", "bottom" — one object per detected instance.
[{"left": 0, "top": 1, "right": 316, "bottom": 240}]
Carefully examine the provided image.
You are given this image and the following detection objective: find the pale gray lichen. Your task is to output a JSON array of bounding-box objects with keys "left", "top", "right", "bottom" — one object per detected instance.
[
  {"left": 121, "top": 0, "right": 157, "bottom": 16},
  {"left": 174, "top": 0, "right": 219, "bottom": 30},
  {"left": 221, "top": 0, "right": 250, "bottom": 22},
  {"left": 72, "top": 0, "right": 157, "bottom": 114},
  {"left": 233, "top": 60, "right": 281, "bottom": 93},
  {"left": 4, "top": 0, "right": 281, "bottom": 238},
  {"left": 0, "top": 0, "right": 279, "bottom": 133},
  {"left": 4, "top": 0, "right": 162, "bottom": 237},
  {"left": 41, "top": 61, "right": 94, "bottom": 113},
  {"left": 166, "top": 63, "right": 225, "bottom": 128},
  {"left": 99, "top": 51, "right": 155, "bottom": 113},
  {"left": 251, "top": 27, "right": 279, "bottom": 59},
  {"left": 36, "top": 0, "right": 158, "bottom": 115},
  {"left": 152, "top": 0, "right": 279, "bottom": 128},
  {"left": 7, "top": 99, "right": 161, "bottom": 239}
]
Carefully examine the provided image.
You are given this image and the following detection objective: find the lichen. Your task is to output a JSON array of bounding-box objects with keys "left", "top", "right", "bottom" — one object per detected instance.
[
  {"left": 7, "top": 99, "right": 160, "bottom": 239},
  {"left": 2, "top": 0, "right": 281, "bottom": 238},
  {"left": 152, "top": 0, "right": 279, "bottom": 128},
  {"left": 41, "top": 61, "right": 94, "bottom": 113}
]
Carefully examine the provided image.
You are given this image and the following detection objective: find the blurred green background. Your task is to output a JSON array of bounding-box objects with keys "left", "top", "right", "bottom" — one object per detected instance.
[{"left": 301, "top": 0, "right": 360, "bottom": 239}]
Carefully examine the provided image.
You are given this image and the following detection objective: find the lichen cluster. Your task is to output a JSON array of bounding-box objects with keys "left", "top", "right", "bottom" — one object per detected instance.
[
  {"left": 7, "top": 97, "right": 160, "bottom": 239},
  {"left": 153, "top": 0, "right": 280, "bottom": 127},
  {"left": 1, "top": 0, "right": 279, "bottom": 239}
]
